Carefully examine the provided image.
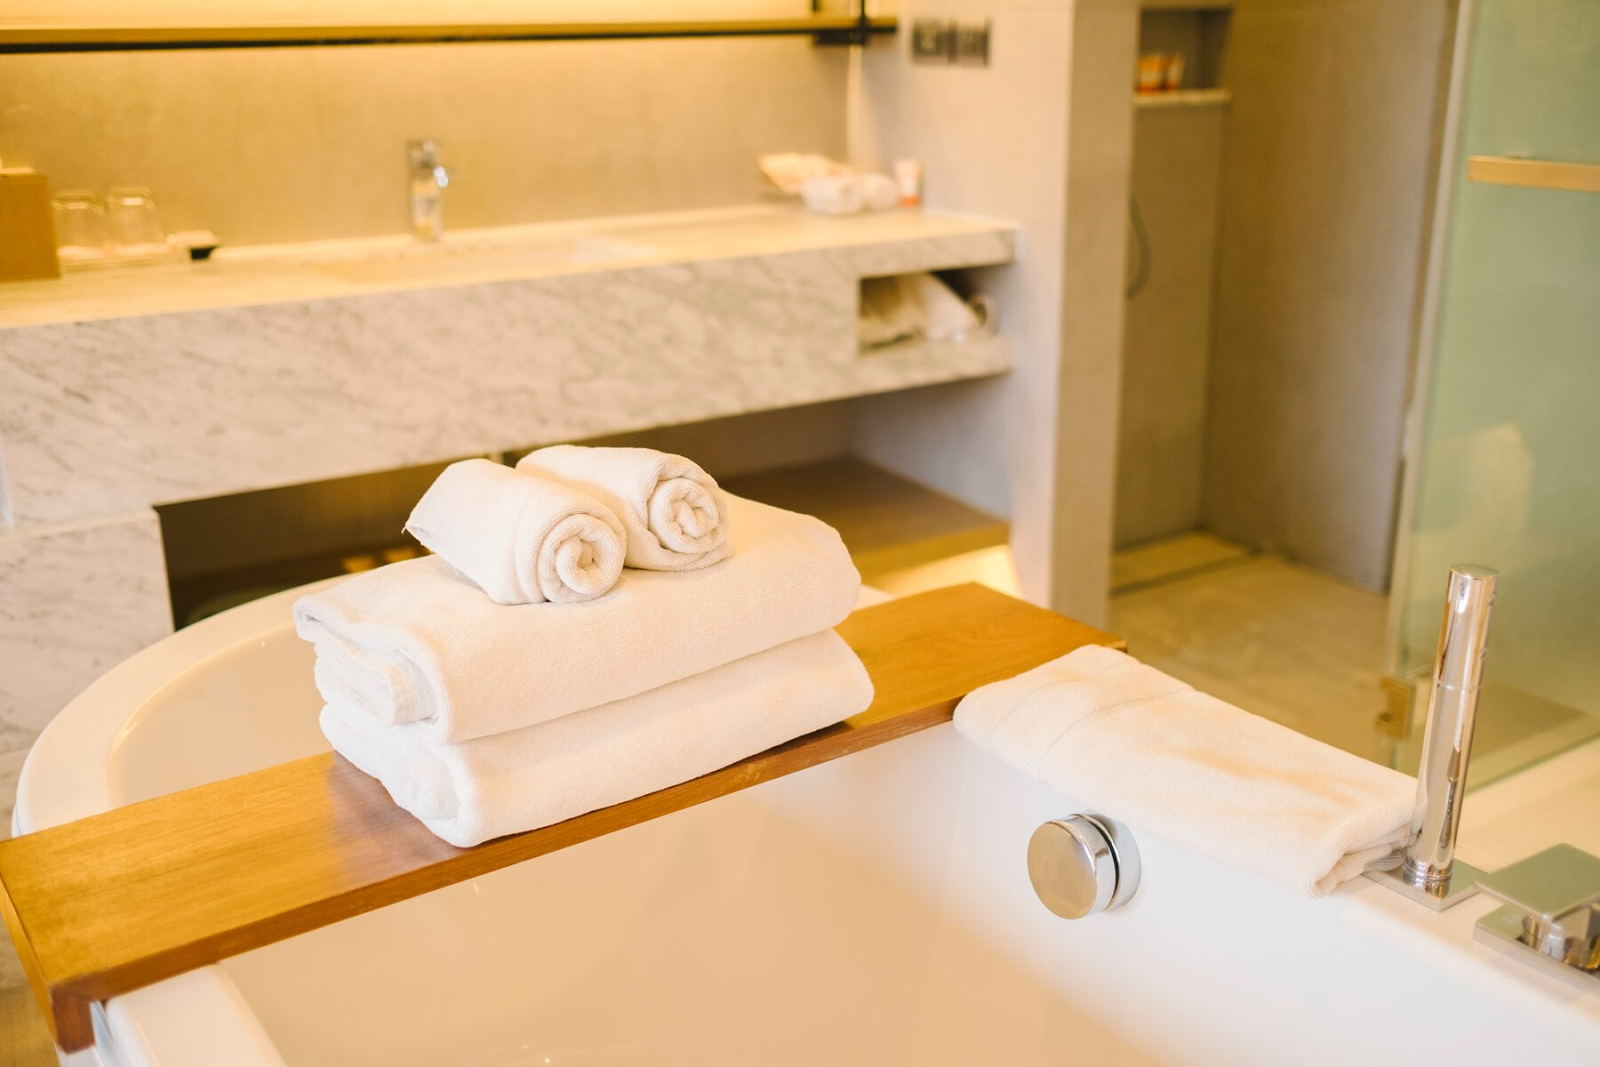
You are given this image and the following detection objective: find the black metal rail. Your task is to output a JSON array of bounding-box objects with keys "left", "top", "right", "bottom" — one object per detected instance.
[{"left": 0, "top": 15, "right": 893, "bottom": 54}]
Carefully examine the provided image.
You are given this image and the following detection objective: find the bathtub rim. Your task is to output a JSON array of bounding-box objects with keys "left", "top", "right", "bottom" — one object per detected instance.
[
  {"left": 14, "top": 576, "right": 344, "bottom": 839},
  {"left": 13, "top": 578, "right": 1600, "bottom": 1064}
]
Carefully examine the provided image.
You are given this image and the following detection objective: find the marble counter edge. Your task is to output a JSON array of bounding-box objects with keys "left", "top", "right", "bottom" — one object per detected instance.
[{"left": 0, "top": 209, "right": 1019, "bottom": 331}]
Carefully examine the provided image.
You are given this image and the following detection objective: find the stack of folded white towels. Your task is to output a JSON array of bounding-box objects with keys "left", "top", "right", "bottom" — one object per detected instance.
[{"left": 294, "top": 445, "right": 874, "bottom": 847}]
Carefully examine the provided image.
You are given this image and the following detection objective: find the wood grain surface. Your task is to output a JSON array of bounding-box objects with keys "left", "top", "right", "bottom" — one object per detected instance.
[
  {"left": 0, "top": 584, "right": 1119, "bottom": 1051},
  {"left": 0, "top": 174, "right": 60, "bottom": 283}
]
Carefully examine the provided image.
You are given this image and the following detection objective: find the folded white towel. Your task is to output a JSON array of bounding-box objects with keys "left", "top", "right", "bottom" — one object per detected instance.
[
  {"left": 516, "top": 446, "right": 730, "bottom": 571},
  {"left": 403, "top": 458, "right": 626, "bottom": 606},
  {"left": 954, "top": 645, "right": 1416, "bottom": 897},
  {"left": 322, "top": 630, "right": 873, "bottom": 847},
  {"left": 857, "top": 273, "right": 984, "bottom": 348},
  {"left": 295, "top": 494, "right": 859, "bottom": 743}
]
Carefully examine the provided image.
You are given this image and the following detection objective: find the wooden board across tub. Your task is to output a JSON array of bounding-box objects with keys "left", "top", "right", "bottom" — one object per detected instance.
[{"left": 0, "top": 583, "right": 1120, "bottom": 1052}]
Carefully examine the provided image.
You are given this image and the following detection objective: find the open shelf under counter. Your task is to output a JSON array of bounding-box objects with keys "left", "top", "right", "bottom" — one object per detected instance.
[{"left": 724, "top": 456, "right": 1009, "bottom": 581}]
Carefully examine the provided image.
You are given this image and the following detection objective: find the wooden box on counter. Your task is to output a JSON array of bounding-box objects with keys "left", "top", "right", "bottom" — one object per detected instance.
[{"left": 0, "top": 170, "right": 62, "bottom": 282}]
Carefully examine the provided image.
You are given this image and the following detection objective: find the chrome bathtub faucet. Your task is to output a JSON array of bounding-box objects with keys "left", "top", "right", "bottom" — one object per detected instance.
[
  {"left": 1367, "top": 564, "right": 1497, "bottom": 910},
  {"left": 1367, "top": 567, "right": 1600, "bottom": 985},
  {"left": 408, "top": 139, "right": 450, "bottom": 242}
]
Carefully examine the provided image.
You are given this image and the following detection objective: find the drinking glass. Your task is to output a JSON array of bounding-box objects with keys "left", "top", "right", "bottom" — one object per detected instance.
[
  {"left": 51, "top": 190, "right": 110, "bottom": 262},
  {"left": 105, "top": 186, "right": 168, "bottom": 254}
]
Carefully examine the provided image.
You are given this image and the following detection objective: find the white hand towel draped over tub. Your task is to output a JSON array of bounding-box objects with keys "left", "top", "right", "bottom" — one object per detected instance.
[
  {"left": 517, "top": 445, "right": 731, "bottom": 571},
  {"left": 294, "top": 495, "right": 860, "bottom": 743},
  {"left": 403, "top": 458, "right": 626, "bottom": 606},
  {"left": 320, "top": 629, "right": 874, "bottom": 847},
  {"left": 954, "top": 645, "right": 1416, "bottom": 897}
]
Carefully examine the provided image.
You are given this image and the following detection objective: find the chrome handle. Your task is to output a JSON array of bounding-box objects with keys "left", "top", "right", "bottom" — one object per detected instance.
[
  {"left": 1026, "top": 814, "right": 1140, "bottom": 919},
  {"left": 1475, "top": 844, "right": 1600, "bottom": 980},
  {"left": 1365, "top": 565, "right": 1496, "bottom": 910},
  {"left": 1467, "top": 156, "right": 1600, "bottom": 194},
  {"left": 1404, "top": 564, "right": 1496, "bottom": 889}
]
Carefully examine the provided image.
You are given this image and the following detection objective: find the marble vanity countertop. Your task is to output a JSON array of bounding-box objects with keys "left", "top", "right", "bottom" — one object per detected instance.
[
  {"left": 0, "top": 205, "right": 1018, "bottom": 328},
  {"left": 0, "top": 202, "right": 1017, "bottom": 528}
]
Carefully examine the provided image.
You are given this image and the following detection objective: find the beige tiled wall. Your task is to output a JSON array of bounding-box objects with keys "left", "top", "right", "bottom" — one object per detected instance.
[
  {"left": 1203, "top": 0, "right": 1456, "bottom": 589},
  {"left": 1116, "top": 101, "right": 1227, "bottom": 548},
  {"left": 1, "top": 35, "right": 849, "bottom": 246}
]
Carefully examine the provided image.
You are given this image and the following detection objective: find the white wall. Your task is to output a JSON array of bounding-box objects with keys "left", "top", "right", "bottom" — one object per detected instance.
[
  {"left": 2, "top": 21, "right": 847, "bottom": 246},
  {"left": 850, "top": 0, "right": 1136, "bottom": 625}
]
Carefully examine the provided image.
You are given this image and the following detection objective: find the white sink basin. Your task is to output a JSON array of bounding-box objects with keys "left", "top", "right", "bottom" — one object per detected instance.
[
  {"left": 300, "top": 234, "right": 659, "bottom": 284},
  {"left": 210, "top": 225, "right": 663, "bottom": 288}
]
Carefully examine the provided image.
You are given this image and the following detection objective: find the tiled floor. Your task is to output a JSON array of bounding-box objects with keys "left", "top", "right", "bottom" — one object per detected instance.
[
  {"left": 1109, "top": 531, "right": 1253, "bottom": 594},
  {"left": 867, "top": 531, "right": 1398, "bottom": 759},
  {"left": 0, "top": 987, "right": 51, "bottom": 1067},
  {"left": 0, "top": 750, "right": 54, "bottom": 1066},
  {"left": 1108, "top": 545, "right": 1393, "bottom": 760},
  {"left": 1105, "top": 534, "right": 1597, "bottom": 776},
  {"left": 870, "top": 531, "right": 1396, "bottom": 759},
  {"left": 0, "top": 877, "right": 52, "bottom": 1065}
]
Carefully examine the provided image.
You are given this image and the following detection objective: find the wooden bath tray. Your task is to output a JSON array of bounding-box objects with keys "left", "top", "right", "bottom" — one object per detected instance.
[{"left": 0, "top": 583, "right": 1119, "bottom": 1051}]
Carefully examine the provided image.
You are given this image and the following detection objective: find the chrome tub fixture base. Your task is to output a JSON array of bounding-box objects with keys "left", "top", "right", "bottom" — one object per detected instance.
[{"left": 1474, "top": 844, "right": 1600, "bottom": 986}]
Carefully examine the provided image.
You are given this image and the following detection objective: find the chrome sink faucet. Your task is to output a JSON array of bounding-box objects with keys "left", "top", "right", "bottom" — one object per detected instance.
[
  {"left": 407, "top": 139, "right": 450, "bottom": 242},
  {"left": 1367, "top": 564, "right": 1497, "bottom": 909}
]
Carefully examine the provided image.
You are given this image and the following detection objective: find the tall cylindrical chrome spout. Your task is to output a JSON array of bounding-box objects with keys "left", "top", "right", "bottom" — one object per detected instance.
[{"left": 1402, "top": 564, "right": 1497, "bottom": 889}]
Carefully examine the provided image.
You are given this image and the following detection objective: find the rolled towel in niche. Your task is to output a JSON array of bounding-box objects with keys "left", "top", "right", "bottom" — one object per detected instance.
[
  {"left": 517, "top": 445, "right": 731, "bottom": 572},
  {"left": 858, "top": 272, "right": 993, "bottom": 348},
  {"left": 800, "top": 173, "right": 865, "bottom": 215},
  {"left": 404, "top": 458, "right": 626, "bottom": 606}
]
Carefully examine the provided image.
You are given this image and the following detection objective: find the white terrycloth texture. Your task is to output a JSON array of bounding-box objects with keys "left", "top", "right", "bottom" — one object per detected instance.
[
  {"left": 311, "top": 638, "right": 424, "bottom": 726},
  {"left": 404, "top": 459, "right": 626, "bottom": 606},
  {"left": 954, "top": 645, "right": 1416, "bottom": 897},
  {"left": 516, "top": 445, "right": 730, "bottom": 571},
  {"left": 295, "top": 494, "right": 859, "bottom": 743},
  {"left": 321, "top": 630, "right": 874, "bottom": 847}
]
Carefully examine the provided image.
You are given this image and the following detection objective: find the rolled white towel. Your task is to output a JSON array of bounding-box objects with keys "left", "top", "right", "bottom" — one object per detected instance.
[
  {"left": 295, "top": 494, "right": 860, "bottom": 743},
  {"left": 403, "top": 459, "right": 625, "bottom": 606},
  {"left": 516, "top": 446, "right": 729, "bottom": 571},
  {"left": 322, "top": 629, "right": 874, "bottom": 847},
  {"left": 954, "top": 645, "right": 1416, "bottom": 897},
  {"left": 858, "top": 172, "right": 899, "bottom": 212},
  {"left": 800, "top": 173, "right": 865, "bottom": 215}
]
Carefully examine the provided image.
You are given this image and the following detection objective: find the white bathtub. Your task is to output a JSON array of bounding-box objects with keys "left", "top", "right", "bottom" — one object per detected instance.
[{"left": 15, "top": 583, "right": 1600, "bottom": 1066}]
